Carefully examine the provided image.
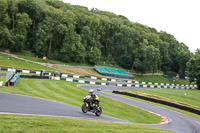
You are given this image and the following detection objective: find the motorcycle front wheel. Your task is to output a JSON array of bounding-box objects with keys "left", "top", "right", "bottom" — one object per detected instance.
[{"left": 82, "top": 103, "right": 88, "bottom": 113}]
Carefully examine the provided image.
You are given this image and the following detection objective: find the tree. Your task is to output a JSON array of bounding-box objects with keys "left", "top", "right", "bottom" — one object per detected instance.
[
  {"left": 0, "top": 0, "right": 9, "bottom": 31},
  {"left": 0, "top": 0, "right": 10, "bottom": 47},
  {"left": 158, "top": 31, "right": 180, "bottom": 72},
  {"left": 12, "top": 13, "right": 32, "bottom": 51},
  {"left": 87, "top": 47, "right": 101, "bottom": 65},
  {"left": 158, "top": 41, "right": 171, "bottom": 71},
  {"left": 133, "top": 44, "right": 146, "bottom": 74},
  {"left": 118, "top": 55, "right": 132, "bottom": 69},
  {"left": 7, "top": 0, "right": 18, "bottom": 30},
  {"left": 178, "top": 50, "right": 191, "bottom": 75},
  {"left": 186, "top": 49, "right": 200, "bottom": 89},
  {"left": 143, "top": 45, "right": 161, "bottom": 73}
]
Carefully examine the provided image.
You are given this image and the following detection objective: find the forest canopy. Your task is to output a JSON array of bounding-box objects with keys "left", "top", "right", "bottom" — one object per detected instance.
[{"left": 0, "top": 0, "right": 192, "bottom": 75}]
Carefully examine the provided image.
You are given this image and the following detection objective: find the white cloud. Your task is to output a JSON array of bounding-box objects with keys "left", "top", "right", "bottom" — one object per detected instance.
[{"left": 63, "top": 0, "right": 200, "bottom": 52}]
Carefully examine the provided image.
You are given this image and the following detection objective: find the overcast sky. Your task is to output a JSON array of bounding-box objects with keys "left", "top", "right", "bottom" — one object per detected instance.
[{"left": 62, "top": 0, "right": 199, "bottom": 52}]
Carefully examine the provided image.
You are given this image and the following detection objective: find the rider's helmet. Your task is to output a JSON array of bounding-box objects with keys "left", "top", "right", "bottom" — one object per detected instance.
[{"left": 89, "top": 89, "right": 95, "bottom": 98}]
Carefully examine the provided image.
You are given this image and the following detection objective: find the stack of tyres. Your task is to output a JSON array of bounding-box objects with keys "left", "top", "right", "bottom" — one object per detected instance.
[{"left": 20, "top": 75, "right": 49, "bottom": 79}]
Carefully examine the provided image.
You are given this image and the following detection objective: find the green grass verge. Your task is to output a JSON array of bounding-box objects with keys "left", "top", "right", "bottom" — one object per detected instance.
[
  {"left": 18, "top": 55, "right": 67, "bottom": 65},
  {"left": 0, "top": 78, "right": 161, "bottom": 124},
  {"left": 0, "top": 114, "right": 172, "bottom": 133},
  {"left": 105, "top": 90, "right": 200, "bottom": 120},
  {"left": 17, "top": 55, "right": 92, "bottom": 66},
  {"left": 122, "top": 88, "right": 200, "bottom": 108},
  {"left": 134, "top": 75, "right": 191, "bottom": 85},
  {"left": 0, "top": 53, "right": 55, "bottom": 71}
]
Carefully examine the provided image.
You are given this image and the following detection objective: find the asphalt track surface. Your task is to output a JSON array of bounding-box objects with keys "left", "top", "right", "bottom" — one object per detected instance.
[
  {"left": 0, "top": 92, "right": 130, "bottom": 123},
  {"left": 79, "top": 85, "right": 200, "bottom": 133},
  {"left": 1, "top": 84, "right": 200, "bottom": 133}
]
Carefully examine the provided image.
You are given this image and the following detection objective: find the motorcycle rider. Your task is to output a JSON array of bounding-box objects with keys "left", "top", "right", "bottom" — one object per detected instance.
[
  {"left": 82, "top": 89, "right": 102, "bottom": 116},
  {"left": 87, "top": 89, "right": 99, "bottom": 109}
]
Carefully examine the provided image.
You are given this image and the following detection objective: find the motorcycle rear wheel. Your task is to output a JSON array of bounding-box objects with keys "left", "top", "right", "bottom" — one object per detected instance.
[{"left": 82, "top": 103, "right": 88, "bottom": 113}]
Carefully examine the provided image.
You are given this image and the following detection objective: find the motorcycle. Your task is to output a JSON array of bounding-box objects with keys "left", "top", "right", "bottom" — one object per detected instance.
[{"left": 82, "top": 96, "right": 102, "bottom": 116}]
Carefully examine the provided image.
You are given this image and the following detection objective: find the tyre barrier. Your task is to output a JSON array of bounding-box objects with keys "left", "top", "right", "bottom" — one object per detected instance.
[
  {"left": 113, "top": 90, "right": 200, "bottom": 115},
  {"left": 0, "top": 67, "right": 197, "bottom": 88},
  {"left": 116, "top": 83, "right": 197, "bottom": 90},
  {"left": 20, "top": 75, "right": 49, "bottom": 79},
  {"left": 50, "top": 76, "right": 109, "bottom": 86}
]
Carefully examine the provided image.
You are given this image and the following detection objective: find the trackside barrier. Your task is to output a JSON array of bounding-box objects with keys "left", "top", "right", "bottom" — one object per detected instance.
[
  {"left": 125, "top": 80, "right": 197, "bottom": 88},
  {"left": 74, "top": 75, "right": 197, "bottom": 88},
  {"left": 85, "top": 76, "right": 117, "bottom": 82},
  {"left": 0, "top": 67, "right": 197, "bottom": 88},
  {"left": 116, "top": 83, "right": 197, "bottom": 90},
  {"left": 113, "top": 90, "right": 200, "bottom": 115},
  {"left": 0, "top": 67, "right": 85, "bottom": 78},
  {"left": 50, "top": 76, "right": 109, "bottom": 86},
  {"left": 83, "top": 75, "right": 198, "bottom": 88},
  {"left": 20, "top": 75, "right": 49, "bottom": 79},
  {"left": 0, "top": 67, "right": 118, "bottom": 81}
]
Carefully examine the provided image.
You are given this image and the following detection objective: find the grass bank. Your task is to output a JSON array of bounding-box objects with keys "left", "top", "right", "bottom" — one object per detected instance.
[
  {"left": 17, "top": 54, "right": 92, "bottom": 66},
  {"left": 105, "top": 90, "right": 200, "bottom": 120},
  {"left": 122, "top": 88, "right": 200, "bottom": 108},
  {"left": 52, "top": 65, "right": 99, "bottom": 76},
  {"left": 0, "top": 52, "right": 100, "bottom": 76},
  {"left": 0, "top": 78, "right": 161, "bottom": 124},
  {"left": 0, "top": 114, "right": 172, "bottom": 133},
  {"left": 0, "top": 53, "right": 55, "bottom": 71},
  {"left": 134, "top": 75, "right": 191, "bottom": 85}
]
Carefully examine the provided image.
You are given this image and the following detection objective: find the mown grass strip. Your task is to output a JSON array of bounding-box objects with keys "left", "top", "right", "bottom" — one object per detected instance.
[
  {"left": 113, "top": 90, "right": 200, "bottom": 115},
  {"left": 0, "top": 114, "right": 173, "bottom": 133},
  {"left": 105, "top": 90, "right": 200, "bottom": 120},
  {"left": 134, "top": 75, "right": 191, "bottom": 85},
  {"left": 123, "top": 88, "right": 200, "bottom": 108}
]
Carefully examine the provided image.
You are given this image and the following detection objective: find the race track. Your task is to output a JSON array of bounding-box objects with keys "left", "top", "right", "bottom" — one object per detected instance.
[
  {"left": 1, "top": 84, "right": 200, "bottom": 133},
  {"left": 79, "top": 85, "right": 200, "bottom": 133},
  {"left": 0, "top": 92, "right": 131, "bottom": 123}
]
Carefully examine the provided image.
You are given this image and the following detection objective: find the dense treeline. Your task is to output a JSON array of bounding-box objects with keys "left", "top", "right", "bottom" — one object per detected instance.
[
  {"left": 0, "top": 0, "right": 192, "bottom": 75},
  {"left": 186, "top": 49, "right": 200, "bottom": 88}
]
